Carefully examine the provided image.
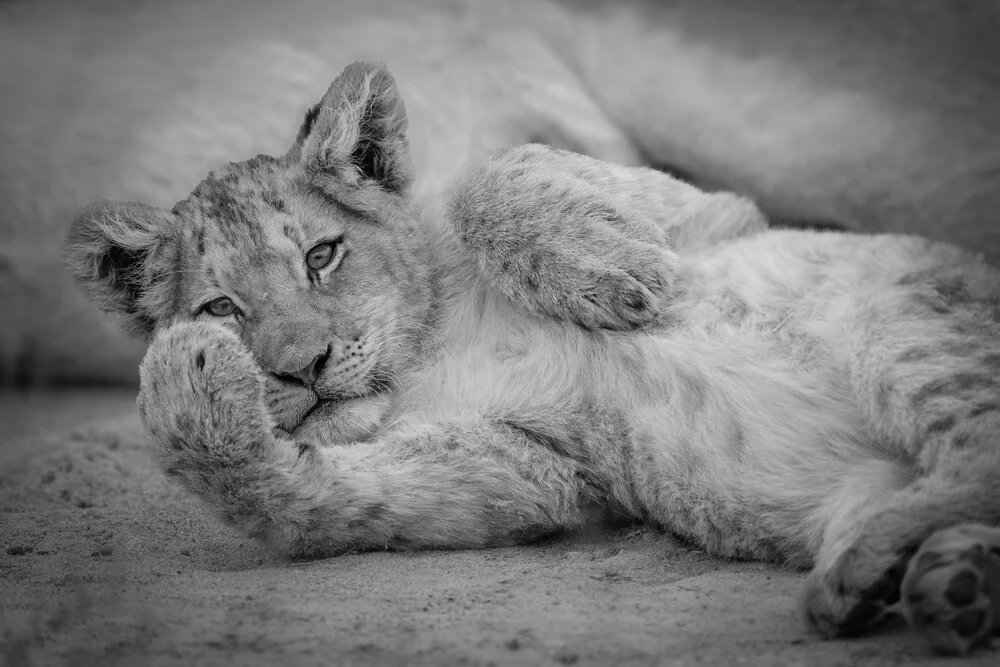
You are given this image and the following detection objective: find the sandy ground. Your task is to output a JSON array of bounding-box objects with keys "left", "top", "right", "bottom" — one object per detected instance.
[{"left": 1, "top": 390, "right": 997, "bottom": 667}]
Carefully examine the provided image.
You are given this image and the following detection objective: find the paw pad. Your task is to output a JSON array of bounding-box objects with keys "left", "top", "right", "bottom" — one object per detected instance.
[
  {"left": 951, "top": 608, "right": 987, "bottom": 639},
  {"left": 901, "top": 524, "right": 1000, "bottom": 655},
  {"left": 944, "top": 570, "right": 979, "bottom": 606}
]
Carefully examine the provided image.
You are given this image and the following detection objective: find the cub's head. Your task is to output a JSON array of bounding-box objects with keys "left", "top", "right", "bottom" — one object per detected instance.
[{"left": 64, "top": 62, "right": 434, "bottom": 417}]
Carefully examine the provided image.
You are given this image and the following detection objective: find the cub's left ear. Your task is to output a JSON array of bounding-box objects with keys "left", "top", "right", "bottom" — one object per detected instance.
[{"left": 294, "top": 61, "right": 412, "bottom": 197}]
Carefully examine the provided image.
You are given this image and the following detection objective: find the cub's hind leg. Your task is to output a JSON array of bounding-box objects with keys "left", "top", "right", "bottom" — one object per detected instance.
[
  {"left": 139, "top": 322, "right": 587, "bottom": 558},
  {"left": 803, "top": 258, "right": 1000, "bottom": 653},
  {"left": 803, "top": 459, "right": 1000, "bottom": 652}
]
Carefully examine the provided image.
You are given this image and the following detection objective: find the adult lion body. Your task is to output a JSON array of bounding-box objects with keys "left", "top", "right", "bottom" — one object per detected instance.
[
  {"left": 4, "top": 0, "right": 1000, "bottom": 384},
  {"left": 66, "top": 62, "right": 1000, "bottom": 656}
]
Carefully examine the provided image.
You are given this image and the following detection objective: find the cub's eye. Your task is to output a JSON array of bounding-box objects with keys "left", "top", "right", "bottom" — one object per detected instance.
[
  {"left": 203, "top": 296, "right": 238, "bottom": 318},
  {"left": 306, "top": 240, "right": 341, "bottom": 271}
]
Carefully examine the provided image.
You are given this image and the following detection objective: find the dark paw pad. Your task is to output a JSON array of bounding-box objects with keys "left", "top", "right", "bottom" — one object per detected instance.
[
  {"left": 951, "top": 609, "right": 988, "bottom": 639},
  {"left": 944, "top": 570, "right": 979, "bottom": 607}
]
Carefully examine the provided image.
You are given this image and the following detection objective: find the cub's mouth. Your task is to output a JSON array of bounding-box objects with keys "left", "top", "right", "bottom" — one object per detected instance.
[{"left": 266, "top": 368, "right": 393, "bottom": 432}]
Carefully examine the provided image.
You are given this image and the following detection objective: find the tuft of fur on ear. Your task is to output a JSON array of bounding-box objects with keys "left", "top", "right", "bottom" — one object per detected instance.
[
  {"left": 295, "top": 61, "right": 412, "bottom": 200},
  {"left": 63, "top": 201, "right": 177, "bottom": 338}
]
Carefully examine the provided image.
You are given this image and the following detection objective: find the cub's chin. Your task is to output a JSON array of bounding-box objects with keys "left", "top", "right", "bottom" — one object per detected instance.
[{"left": 292, "top": 395, "right": 394, "bottom": 446}]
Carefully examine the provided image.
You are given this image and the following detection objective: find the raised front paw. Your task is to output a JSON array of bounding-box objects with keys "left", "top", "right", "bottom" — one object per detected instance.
[
  {"left": 451, "top": 144, "right": 679, "bottom": 332},
  {"left": 138, "top": 322, "right": 273, "bottom": 481},
  {"left": 900, "top": 523, "right": 1000, "bottom": 655}
]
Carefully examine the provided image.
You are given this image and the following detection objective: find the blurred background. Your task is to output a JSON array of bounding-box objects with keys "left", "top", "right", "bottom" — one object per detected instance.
[{"left": 2, "top": 0, "right": 1000, "bottom": 388}]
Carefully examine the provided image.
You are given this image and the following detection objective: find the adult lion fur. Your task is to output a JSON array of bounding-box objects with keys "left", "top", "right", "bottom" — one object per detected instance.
[{"left": 2, "top": 0, "right": 999, "bottom": 385}]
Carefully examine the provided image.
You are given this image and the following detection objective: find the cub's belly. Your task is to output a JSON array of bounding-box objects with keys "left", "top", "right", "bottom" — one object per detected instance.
[
  {"left": 677, "top": 229, "right": 983, "bottom": 337},
  {"left": 395, "top": 295, "right": 861, "bottom": 454}
]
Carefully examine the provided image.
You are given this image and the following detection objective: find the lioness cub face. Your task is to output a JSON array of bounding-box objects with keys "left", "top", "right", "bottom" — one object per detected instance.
[
  {"left": 169, "top": 153, "right": 429, "bottom": 404},
  {"left": 65, "top": 62, "right": 432, "bottom": 425}
]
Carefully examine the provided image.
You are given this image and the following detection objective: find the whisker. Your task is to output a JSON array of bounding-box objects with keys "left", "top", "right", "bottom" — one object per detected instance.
[
  {"left": 364, "top": 314, "right": 433, "bottom": 344},
  {"left": 372, "top": 338, "right": 428, "bottom": 364},
  {"left": 370, "top": 366, "right": 406, "bottom": 394}
]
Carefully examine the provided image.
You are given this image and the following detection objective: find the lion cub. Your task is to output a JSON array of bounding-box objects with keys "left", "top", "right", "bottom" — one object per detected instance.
[{"left": 65, "top": 62, "right": 1000, "bottom": 655}]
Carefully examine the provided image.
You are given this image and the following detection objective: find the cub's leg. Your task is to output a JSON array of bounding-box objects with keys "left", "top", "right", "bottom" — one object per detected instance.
[
  {"left": 802, "top": 261, "right": 1000, "bottom": 653},
  {"left": 803, "top": 462, "right": 1000, "bottom": 651},
  {"left": 900, "top": 523, "right": 1000, "bottom": 654},
  {"left": 138, "top": 322, "right": 586, "bottom": 558},
  {"left": 449, "top": 144, "right": 766, "bottom": 331}
]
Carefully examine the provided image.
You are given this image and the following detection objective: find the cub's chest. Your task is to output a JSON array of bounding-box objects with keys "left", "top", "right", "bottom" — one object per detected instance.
[{"left": 396, "top": 290, "right": 622, "bottom": 420}]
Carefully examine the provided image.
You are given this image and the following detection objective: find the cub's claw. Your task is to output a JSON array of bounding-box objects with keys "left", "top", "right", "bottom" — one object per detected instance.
[
  {"left": 569, "top": 244, "right": 677, "bottom": 332},
  {"left": 901, "top": 524, "right": 1000, "bottom": 655}
]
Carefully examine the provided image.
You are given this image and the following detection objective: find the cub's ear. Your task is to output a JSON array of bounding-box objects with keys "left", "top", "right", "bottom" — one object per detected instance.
[
  {"left": 294, "top": 61, "right": 412, "bottom": 197},
  {"left": 63, "top": 201, "right": 175, "bottom": 338}
]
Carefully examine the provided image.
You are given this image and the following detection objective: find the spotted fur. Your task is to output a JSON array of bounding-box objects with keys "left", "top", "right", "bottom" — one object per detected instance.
[{"left": 65, "top": 62, "right": 1000, "bottom": 656}]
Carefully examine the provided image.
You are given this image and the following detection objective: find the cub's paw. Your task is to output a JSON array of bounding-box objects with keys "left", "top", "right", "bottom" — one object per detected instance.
[
  {"left": 497, "top": 229, "right": 679, "bottom": 332},
  {"left": 452, "top": 144, "right": 680, "bottom": 332},
  {"left": 801, "top": 546, "right": 907, "bottom": 639},
  {"left": 138, "top": 322, "right": 273, "bottom": 477},
  {"left": 900, "top": 523, "right": 1000, "bottom": 655},
  {"left": 562, "top": 239, "right": 678, "bottom": 332}
]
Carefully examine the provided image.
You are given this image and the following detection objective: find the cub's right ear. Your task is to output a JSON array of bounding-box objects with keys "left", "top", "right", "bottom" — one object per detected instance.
[{"left": 63, "top": 201, "right": 175, "bottom": 338}]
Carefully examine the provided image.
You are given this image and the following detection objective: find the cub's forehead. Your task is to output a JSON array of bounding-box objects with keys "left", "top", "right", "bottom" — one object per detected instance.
[
  {"left": 172, "top": 154, "right": 294, "bottom": 239},
  {"left": 170, "top": 154, "right": 342, "bottom": 250},
  {"left": 165, "top": 154, "right": 352, "bottom": 295}
]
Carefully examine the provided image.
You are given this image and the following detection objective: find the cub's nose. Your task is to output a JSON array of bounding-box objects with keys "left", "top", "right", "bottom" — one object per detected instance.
[{"left": 280, "top": 346, "right": 331, "bottom": 386}]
